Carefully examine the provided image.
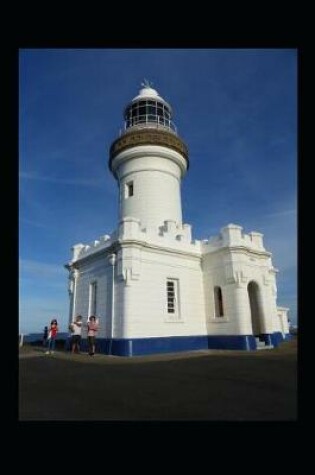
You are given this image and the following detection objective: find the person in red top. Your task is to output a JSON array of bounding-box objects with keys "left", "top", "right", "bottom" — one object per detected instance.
[
  {"left": 87, "top": 316, "right": 99, "bottom": 356},
  {"left": 45, "top": 318, "right": 59, "bottom": 354}
]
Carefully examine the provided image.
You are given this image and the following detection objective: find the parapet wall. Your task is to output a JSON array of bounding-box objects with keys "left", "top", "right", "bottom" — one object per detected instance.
[
  {"left": 69, "top": 220, "right": 268, "bottom": 263},
  {"left": 202, "top": 224, "right": 266, "bottom": 254}
]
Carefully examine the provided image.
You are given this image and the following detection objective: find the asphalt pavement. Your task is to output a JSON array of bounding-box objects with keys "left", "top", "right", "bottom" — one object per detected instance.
[{"left": 19, "top": 339, "right": 297, "bottom": 421}]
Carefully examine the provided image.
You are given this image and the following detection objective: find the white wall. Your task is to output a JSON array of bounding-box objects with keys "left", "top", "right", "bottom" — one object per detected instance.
[
  {"left": 72, "top": 257, "right": 112, "bottom": 338},
  {"left": 112, "top": 145, "right": 187, "bottom": 231},
  {"left": 71, "top": 223, "right": 283, "bottom": 342},
  {"left": 202, "top": 248, "right": 278, "bottom": 336},
  {"left": 116, "top": 245, "right": 206, "bottom": 338},
  {"left": 277, "top": 307, "right": 290, "bottom": 335}
]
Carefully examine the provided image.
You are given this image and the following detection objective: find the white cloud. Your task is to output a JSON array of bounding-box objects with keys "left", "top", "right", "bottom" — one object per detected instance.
[
  {"left": 265, "top": 208, "right": 296, "bottom": 219},
  {"left": 19, "top": 171, "right": 104, "bottom": 188},
  {"left": 20, "top": 259, "right": 66, "bottom": 278},
  {"left": 19, "top": 218, "right": 50, "bottom": 229}
]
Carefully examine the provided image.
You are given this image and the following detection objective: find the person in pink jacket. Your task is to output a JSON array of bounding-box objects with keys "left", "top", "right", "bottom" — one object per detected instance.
[
  {"left": 87, "top": 316, "right": 99, "bottom": 356},
  {"left": 45, "top": 319, "right": 59, "bottom": 354}
]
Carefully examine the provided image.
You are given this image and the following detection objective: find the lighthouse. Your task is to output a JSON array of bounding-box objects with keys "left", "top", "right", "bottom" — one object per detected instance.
[
  {"left": 66, "top": 82, "right": 290, "bottom": 356},
  {"left": 109, "top": 81, "right": 188, "bottom": 231}
]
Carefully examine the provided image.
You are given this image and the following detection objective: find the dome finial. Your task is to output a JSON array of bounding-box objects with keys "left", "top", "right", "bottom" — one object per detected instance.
[{"left": 141, "top": 78, "right": 153, "bottom": 89}]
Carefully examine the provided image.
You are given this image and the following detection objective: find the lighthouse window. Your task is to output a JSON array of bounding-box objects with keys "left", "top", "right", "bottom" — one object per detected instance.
[
  {"left": 139, "top": 105, "right": 146, "bottom": 116},
  {"left": 214, "top": 286, "right": 224, "bottom": 318},
  {"left": 125, "top": 181, "right": 134, "bottom": 198},
  {"left": 89, "top": 281, "right": 98, "bottom": 316},
  {"left": 166, "top": 279, "right": 180, "bottom": 319},
  {"left": 124, "top": 100, "right": 173, "bottom": 130},
  {"left": 148, "top": 106, "right": 155, "bottom": 116},
  {"left": 131, "top": 104, "right": 138, "bottom": 117}
]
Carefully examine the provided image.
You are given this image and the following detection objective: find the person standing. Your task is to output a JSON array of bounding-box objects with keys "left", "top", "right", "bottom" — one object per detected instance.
[
  {"left": 87, "top": 316, "right": 99, "bottom": 356},
  {"left": 71, "top": 315, "right": 83, "bottom": 354},
  {"left": 43, "top": 326, "right": 48, "bottom": 347},
  {"left": 46, "top": 319, "right": 59, "bottom": 354},
  {"left": 66, "top": 324, "right": 73, "bottom": 352}
]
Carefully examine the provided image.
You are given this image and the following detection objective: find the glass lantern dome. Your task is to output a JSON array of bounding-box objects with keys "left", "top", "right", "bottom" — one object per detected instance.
[{"left": 123, "top": 81, "right": 177, "bottom": 134}]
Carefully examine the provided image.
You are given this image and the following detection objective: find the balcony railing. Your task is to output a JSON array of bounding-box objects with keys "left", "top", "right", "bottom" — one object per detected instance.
[{"left": 122, "top": 114, "right": 177, "bottom": 135}]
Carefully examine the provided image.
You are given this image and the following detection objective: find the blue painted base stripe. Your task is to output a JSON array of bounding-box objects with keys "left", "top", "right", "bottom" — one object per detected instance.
[
  {"left": 64, "top": 332, "right": 287, "bottom": 356},
  {"left": 207, "top": 335, "right": 256, "bottom": 350},
  {"left": 270, "top": 331, "right": 285, "bottom": 347},
  {"left": 260, "top": 334, "right": 273, "bottom": 346}
]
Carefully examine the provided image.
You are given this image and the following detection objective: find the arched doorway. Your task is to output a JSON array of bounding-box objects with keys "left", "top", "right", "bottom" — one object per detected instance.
[{"left": 247, "top": 281, "right": 264, "bottom": 335}]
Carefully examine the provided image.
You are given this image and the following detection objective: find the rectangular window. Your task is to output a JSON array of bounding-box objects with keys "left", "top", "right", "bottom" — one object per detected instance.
[
  {"left": 125, "top": 181, "right": 134, "bottom": 198},
  {"left": 214, "top": 286, "right": 224, "bottom": 318},
  {"left": 89, "top": 281, "right": 97, "bottom": 316},
  {"left": 166, "top": 279, "right": 180, "bottom": 320}
]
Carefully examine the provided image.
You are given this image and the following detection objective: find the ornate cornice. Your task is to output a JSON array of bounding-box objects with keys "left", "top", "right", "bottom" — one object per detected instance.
[
  {"left": 68, "top": 237, "right": 201, "bottom": 267},
  {"left": 109, "top": 128, "right": 189, "bottom": 171},
  {"left": 202, "top": 245, "right": 271, "bottom": 259}
]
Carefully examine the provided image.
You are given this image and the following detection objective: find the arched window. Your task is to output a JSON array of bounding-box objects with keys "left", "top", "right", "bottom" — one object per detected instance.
[
  {"left": 214, "top": 286, "right": 224, "bottom": 318},
  {"left": 89, "top": 281, "right": 98, "bottom": 316}
]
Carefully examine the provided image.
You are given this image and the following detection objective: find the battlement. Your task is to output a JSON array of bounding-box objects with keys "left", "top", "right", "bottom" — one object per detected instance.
[
  {"left": 118, "top": 217, "right": 201, "bottom": 252},
  {"left": 71, "top": 218, "right": 202, "bottom": 262},
  {"left": 71, "top": 221, "right": 267, "bottom": 263},
  {"left": 202, "top": 223, "right": 266, "bottom": 254},
  {"left": 71, "top": 233, "right": 114, "bottom": 262}
]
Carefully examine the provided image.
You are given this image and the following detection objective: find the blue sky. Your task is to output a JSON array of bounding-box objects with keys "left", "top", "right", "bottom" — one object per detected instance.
[{"left": 19, "top": 48, "right": 297, "bottom": 333}]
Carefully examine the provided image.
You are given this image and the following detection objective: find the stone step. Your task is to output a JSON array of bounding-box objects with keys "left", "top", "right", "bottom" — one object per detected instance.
[{"left": 255, "top": 337, "right": 273, "bottom": 350}]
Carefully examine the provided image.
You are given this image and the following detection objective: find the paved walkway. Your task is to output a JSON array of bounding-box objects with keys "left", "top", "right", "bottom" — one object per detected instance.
[{"left": 19, "top": 339, "right": 297, "bottom": 421}]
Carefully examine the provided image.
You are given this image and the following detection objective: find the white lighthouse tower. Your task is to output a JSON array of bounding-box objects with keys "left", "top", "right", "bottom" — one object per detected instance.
[
  {"left": 66, "top": 81, "right": 290, "bottom": 356},
  {"left": 109, "top": 80, "right": 188, "bottom": 231}
]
